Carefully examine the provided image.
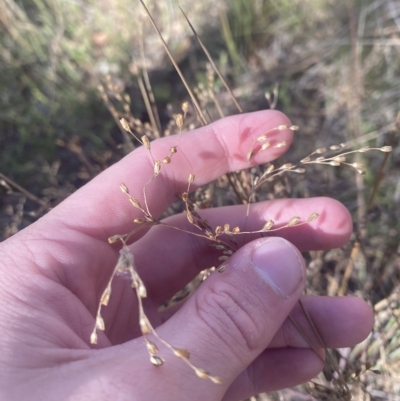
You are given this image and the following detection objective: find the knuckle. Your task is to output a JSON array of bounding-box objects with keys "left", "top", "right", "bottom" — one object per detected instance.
[{"left": 194, "top": 281, "right": 264, "bottom": 354}]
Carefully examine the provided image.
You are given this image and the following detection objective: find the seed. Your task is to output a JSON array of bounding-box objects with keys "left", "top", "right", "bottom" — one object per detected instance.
[
  {"left": 182, "top": 101, "right": 189, "bottom": 114},
  {"left": 274, "top": 141, "right": 286, "bottom": 148},
  {"left": 261, "top": 142, "right": 271, "bottom": 150},
  {"left": 120, "top": 183, "right": 129, "bottom": 194},
  {"left": 307, "top": 212, "right": 319, "bottom": 222},
  {"left": 101, "top": 287, "right": 111, "bottom": 306},
  {"left": 173, "top": 113, "right": 184, "bottom": 129},
  {"left": 195, "top": 368, "right": 210, "bottom": 380},
  {"left": 142, "top": 135, "right": 150, "bottom": 150},
  {"left": 210, "top": 376, "right": 223, "bottom": 384},
  {"left": 154, "top": 160, "right": 161, "bottom": 176},
  {"left": 380, "top": 146, "right": 392, "bottom": 152},
  {"left": 146, "top": 341, "right": 158, "bottom": 355},
  {"left": 150, "top": 355, "right": 164, "bottom": 366},
  {"left": 288, "top": 216, "right": 301, "bottom": 227},
  {"left": 90, "top": 331, "right": 98, "bottom": 345},
  {"left": 120, "top": 118, "right": 130, "bottom": 131},
  {"left": 262, "top": 220, "right": 274, "bottom": 231},
  {"left": 96, "top": 316, "right": 105, "bottom": 331},
  {"left": 173, "top": 348, "right": 190, "bottom": 359},
  {"left": 218, "top": 264, "right": 228, "bottom": 273},
  {"left": 247, "top": 149, "right": 255, "bottom": 163},
  {"left": 129, "top": 197, "right": 142, "bottom": 209}
]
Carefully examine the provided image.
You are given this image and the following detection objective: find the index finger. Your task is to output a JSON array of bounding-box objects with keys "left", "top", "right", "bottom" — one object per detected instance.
[{"left": 49, "top": 110, "right": 293, "bottom": 240}]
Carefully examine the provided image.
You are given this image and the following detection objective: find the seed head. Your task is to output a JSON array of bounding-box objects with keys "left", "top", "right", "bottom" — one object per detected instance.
[
  {"left": 182, "top": 102, "right": 189, "bottom": 115},
  {"left": 134, "top": 218, "right": 147, "bottom": 224},
  {"left": 120, "top": 183, "right": 129, "bottom": 194},
  {"left": 108, "top": 235, "right": 122, "bottom": 244},
  {"left": 380, "top": 146, "right": 392, "bottom": 152},
  {"left": 280, "top": 163, "right": 294, "bottom": 170},
  {"left": 217, "top": 264, "right": 228, "bottom": 273},
  {"left": 262, "top": 220, "right": 274, "bottom": 231},
  {"left": 195, "top": 368, "right": 210, "bottom": 380},
  {"left": 307, "top": 212, "right": 319, "bottom": 222},
  {"left": 96, "top": 316, "right": 105, "bottom": 331},
  {"left": 247, "top": 149, "right": 255, "bottom": 163},
  {"left": 150, "top": 355, "right": 164, "bottom": 367},
  {"left": 141, "top": 135, "right": 150, "bottom": 150},
  {"left": 173, "top": 348, "right": 190, "bottom": 359},
  {"left": 154, "top": 160, "right": 161, "bottom": 176},
  {"left": 140, "top": 317, "right": 152, "bottom": 334},
  {"left": 173, "top": 113, "right": 184, "bottom": 130},
  {"left": 120, "top": 118, "right": 130, "bottom": 131},
  {"left": 90, "top": 331, "right": 98, "bottom": 345},
  {"left": 146, "top": 341, "right": 158, "bottom": 355},
  {"left": 138, "top": 283, "right": 147, "bottom": 298},
  {"left": 288, "top": 216, "right": 301, "bottom": 227},
  {"left": 101, "top": 287, "right": 111, "bottom": 306},
  {"left": 210, "top": 376, "right": 223, "bottom": 384}
]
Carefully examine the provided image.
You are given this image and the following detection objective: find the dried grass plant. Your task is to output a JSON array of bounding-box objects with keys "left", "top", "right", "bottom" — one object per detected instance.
[{"left": 87, "top": 2, "right": 394, "bottom": 398}]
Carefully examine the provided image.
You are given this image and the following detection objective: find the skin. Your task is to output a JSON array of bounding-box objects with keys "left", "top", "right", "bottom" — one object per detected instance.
[{"left": 0, "top": 110, "right": 373, "bottom": 401}]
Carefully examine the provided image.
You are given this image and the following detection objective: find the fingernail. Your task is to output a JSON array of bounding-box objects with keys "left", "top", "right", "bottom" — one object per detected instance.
[{"left": 251, "top": 238, "right": 304, "bottom": 297}]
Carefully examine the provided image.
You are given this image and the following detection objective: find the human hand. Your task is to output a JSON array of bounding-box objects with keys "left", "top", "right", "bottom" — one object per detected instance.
[{"left": 0, "top": 110, "right": 373, "bottom": 401}]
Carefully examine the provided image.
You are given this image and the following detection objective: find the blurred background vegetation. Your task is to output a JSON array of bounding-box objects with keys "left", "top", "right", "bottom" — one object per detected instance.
[{"left": 1, "top": 0, "right": 400, "bottom": 399}]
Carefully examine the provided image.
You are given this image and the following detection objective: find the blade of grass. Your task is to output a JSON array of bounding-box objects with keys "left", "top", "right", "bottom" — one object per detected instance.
[
  {"left": 139, "top": 0, "right": 208, "bottom": 126},
  {"left": 139, "top": 32, "right": 162, "bottom": 137},
  {"left": 179, "top": 6, "right": 243, "bottom": 113}
]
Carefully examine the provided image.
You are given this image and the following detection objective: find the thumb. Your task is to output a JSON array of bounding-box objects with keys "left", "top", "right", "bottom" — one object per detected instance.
[{"left": 161, "top": 237, "right": 306, "bottom": 398}]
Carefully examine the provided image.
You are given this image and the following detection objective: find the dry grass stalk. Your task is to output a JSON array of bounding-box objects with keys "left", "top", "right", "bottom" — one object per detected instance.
[{"left": 89, "top": 2, "right": 394, "bottom": 393}]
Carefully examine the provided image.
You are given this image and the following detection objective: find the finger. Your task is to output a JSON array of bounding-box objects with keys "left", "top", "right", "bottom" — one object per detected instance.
[
  {"left": 269, "top": 295, "right": 373, "bottom": 349},
  {"left": 223, "top": 348, "right": 325, "bottom": 401},
  {"left": 48, "top": 110, "right": 293, "bottom": 241},
  {"left": 153, "top": 237, "right": 307, "bottom": 393},
  {"left": 131, "top": 197, "right": 351, "bottom": 303},
  {"left": 159, "top": 295, "right": 373, "bottom": 350}
]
